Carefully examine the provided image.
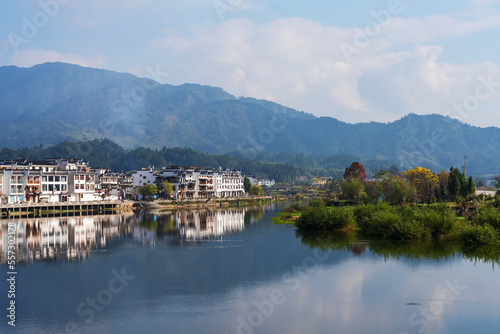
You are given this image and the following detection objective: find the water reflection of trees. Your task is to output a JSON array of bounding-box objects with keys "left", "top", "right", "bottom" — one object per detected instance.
[{"left": 296, "top": 230, "right": 500, "bottom": 266}]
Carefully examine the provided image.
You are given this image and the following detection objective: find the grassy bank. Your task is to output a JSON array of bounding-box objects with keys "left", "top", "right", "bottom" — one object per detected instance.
[{"left": 284, "top": 201, "right": 500, "bottom": 245}]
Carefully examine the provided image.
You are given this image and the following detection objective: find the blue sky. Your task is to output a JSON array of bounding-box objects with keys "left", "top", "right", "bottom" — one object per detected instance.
[{"left": 2, "top": 0, "right": 500, "bottom": 127}]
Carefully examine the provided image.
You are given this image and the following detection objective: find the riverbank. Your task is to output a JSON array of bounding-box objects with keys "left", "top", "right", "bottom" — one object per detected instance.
[
  {"left": 0, "top": 200, "right": 134, "bottom": 219},
  {"left": 0, "top": 196, "right": 290, "bottom": 218},
  {"left": 133, "top": 195, "right": 286, "bottom": 211}
]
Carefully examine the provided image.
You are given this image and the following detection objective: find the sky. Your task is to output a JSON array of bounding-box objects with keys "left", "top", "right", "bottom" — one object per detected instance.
[{"left": 2, "top": 0, "right": 500, "bottom": 127}]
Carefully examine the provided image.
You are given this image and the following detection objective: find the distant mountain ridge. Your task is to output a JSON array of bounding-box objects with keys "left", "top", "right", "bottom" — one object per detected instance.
[{"left": 1, "top": 62, "right": 500, "bottom": 176}]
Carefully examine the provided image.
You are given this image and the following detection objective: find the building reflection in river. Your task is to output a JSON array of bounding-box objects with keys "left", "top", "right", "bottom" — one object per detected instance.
[
  {"left": 1, "top": 207, "right": 249, "bottom": 264},
  {"left": 132, "top": 208, "right": 247, "bottom": 244},
  {"left": 0, "top": 215, "right": 127, "bottom": 263}
]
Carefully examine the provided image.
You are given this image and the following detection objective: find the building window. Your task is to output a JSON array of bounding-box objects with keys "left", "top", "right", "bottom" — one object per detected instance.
[
  {"left": 55, "top": 176, "right": 60, "bottom": 182},
  {"left": 61, "top": 176, "right": 67, "bottom": 182},
  {"left": 49, "top": 176, "right": 54, "bottom": 182},
  {"left": 62, "top": 184, "right": 67, "bottom": 191},
  {"left": 42, "top": 185, "right": 47, "bottom": 192}
]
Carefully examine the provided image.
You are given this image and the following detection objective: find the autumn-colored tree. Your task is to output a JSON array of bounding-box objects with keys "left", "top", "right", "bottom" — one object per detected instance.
[
  {"left": 403, "top": 167, "right": 438, "bottom": 204},
  {"left": 344, "top": 162, "right": 367, "bottom": 181}
]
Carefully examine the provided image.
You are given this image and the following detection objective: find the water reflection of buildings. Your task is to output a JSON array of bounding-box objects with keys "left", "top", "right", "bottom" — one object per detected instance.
[
  {"left": 1, "top": 207, "right": 255, "bottom": 262},
  {"left": 0, "top": 215, "right": 127, "bottom": 263},
  {"left": 175, "top": 209, "right": 245, "bottom": 240},
  {"left": 133, "top": 208, "right": 247, "bottom": 244}
]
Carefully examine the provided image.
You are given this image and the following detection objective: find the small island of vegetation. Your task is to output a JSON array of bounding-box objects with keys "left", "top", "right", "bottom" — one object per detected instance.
[{"left": 277, "top": 162, "right": 500, "bottom": 247}]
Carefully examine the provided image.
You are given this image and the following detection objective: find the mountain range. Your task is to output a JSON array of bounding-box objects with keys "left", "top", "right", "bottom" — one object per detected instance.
[{"left": 1, "top": 62, "right": 500, "bottom": 176}]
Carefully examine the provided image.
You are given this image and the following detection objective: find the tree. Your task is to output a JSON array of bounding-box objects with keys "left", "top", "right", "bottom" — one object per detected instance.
[
  {"left": 324, "top": 177, "right": 343, "bottom": 199},
  {"left": 243, "top": 177, "right": 252, "bottom": 193},
  {"left": 364, "top": 180, "right": 384, "bottom": 203},
  {"left": 388, "top": 164, "right": 400, "bottom": 176},
  {"left": 373, "top": 169, "right": 392, "bottom": 181},
  {"left": 161, "top": 180, "right": 173, "bottom": 198},
  {"left": 465, "top": 176, "right": 476, "bottom": 196},
  {"left": 249, "top": 185, "right": 263, "bottom": 196},
  {"left": 437, "top": 170, "right": 449, "bottom": 201},
  {"left": 403, "top": 167, "right": 438, "bottom": 204},
  {"left": 343, "top": 162, "right": 367, "bottom": 181},
  {"left": 139, "top": 183, "right": 158, "bottom": 199},
  {"left": 448, "top": 167, "right": 467, "bottom": 199},
  {"left": 342, "top": 178, "right": 365, "bottom": 202},
  {"left": 385, "top": 177, "right": 416, "bottom": 205}
]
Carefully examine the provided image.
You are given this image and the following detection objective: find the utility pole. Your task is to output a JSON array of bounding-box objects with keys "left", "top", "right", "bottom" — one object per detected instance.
[{"left": 462, "top": 154, "right": 467, "bottom": 178}]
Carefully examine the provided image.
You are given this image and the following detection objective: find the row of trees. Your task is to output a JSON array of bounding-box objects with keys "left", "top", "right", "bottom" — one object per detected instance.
[{"left": 326, "top": 162, "right": 476, "bottom": 205}]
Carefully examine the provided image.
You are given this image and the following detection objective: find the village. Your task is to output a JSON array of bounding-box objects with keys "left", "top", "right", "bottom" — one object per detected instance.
[{"left": 0, "top": 158, "right": 276, "bottom": 205}]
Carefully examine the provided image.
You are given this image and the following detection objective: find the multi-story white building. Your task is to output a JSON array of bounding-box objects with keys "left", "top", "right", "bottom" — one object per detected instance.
[
  {"left": 131, "top": 168, "right": 157, "bottom": 188},
  {"left": 160, "top": 167, "right": 245, "bottom": 200},
  {"left": 0, "top": 159, "right": 126, "bottom": 204},
  {"left": 69, "top": 172, "right": 97, "bottom": 202},
  {"left": 217, "top": 170, "right": 245, "bottom": 197},
  {"left": 40, "top": 172, "right": 69, "bottom": 202}
]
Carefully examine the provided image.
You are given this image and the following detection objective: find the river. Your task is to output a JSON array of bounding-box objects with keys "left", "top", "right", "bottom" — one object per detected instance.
[{"left": 0, "top": 203, "right": 499, "bottom": 333}]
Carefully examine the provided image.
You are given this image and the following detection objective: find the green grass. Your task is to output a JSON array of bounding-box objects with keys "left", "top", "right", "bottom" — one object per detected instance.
[{"left": 272, "top": 211, "right": 301, "bottom": 224}]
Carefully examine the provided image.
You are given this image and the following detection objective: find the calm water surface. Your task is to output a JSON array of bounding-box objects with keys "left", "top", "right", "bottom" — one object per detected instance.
[{"left": 1, "top": 204, "right": 499, "bottom": 334}]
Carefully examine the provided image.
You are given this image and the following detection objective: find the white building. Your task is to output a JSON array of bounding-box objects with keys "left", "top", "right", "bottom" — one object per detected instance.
[
  {"left": 132, "top": 168, "right": 157, "bottom": 188},
  {"left": 160, "top": 167, "right": 245, "bottom": 200},
  {"left": 0, "top": 159, "right": 127, "bottom": 204},
  {"left": 246, "top": 175, "right": 275, "bottom": 187}
]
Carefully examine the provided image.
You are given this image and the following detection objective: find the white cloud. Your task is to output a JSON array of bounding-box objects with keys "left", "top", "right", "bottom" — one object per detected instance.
[{"left": 152, "top": 9, "right": 500, "bottom": 125}]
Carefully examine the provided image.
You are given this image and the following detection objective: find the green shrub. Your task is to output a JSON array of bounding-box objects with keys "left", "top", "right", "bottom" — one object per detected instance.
[
  {"left": 421, "top": 205, "right": 457, "bottom": 239},
  {"left": 390, "top": 219, "right": 428, "bottom": 241},
  {"left": 283, "top": 203, "right": 305, "bottom": 213},
  {"left": 366, "top": 210, "right": 401, "bottom": 238},
  {"left": 476, "top": 206, "right": 500, "bottom": 229},
  {"left": 459, "top": 224, "right": 499, "bottom": 245},
  {"left": 294, "top": 193, "right": 305, "bottom": 201},
  {"left": 296, "top": 206, "right": 355, "bottom": 231},
  {"left": 396, "top": 204, "right": 457, "bottom": 239},
  {"left": 353, "top": 203, "right": 393, "bottom": 231},
  {"left": 296, "top": 207, "right": 330, "bottom": 230},
  {"left": 326, "top": 207, "right": 356, "bottom": 231},
  {"left": 308, "top": 199, "right": 326, "bottom": 208}
]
